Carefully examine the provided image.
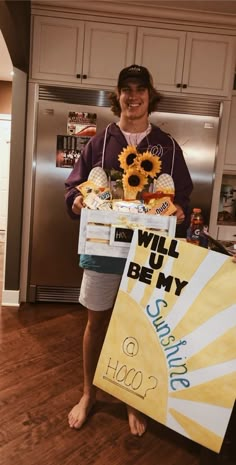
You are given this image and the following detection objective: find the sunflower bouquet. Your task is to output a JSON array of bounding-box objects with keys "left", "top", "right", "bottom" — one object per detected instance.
[{"left": 118, "top": 145, "right": 162, "bottom": 200}]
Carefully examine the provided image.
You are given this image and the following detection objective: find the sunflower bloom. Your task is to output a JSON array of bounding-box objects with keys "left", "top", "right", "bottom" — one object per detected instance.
[
  {"left": 123, "top": 168, "right": 147, "bottom": 194},
  {"left": 118, "top": 145, "right": 138, "bottom": 171},
  {"left": 137, "top": 151, "right": 162, "bottom": 178}
]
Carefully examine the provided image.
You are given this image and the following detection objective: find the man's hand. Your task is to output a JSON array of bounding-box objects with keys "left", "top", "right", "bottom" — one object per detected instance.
[
  {"left": 72, "top": 195, "right": 85, "bottom": 215},
  {"left": 174, "top": 204, "right": 185, "bottom": 224}
]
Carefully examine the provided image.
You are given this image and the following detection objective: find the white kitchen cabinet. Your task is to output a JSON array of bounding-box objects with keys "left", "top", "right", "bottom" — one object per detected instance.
[
  {"left": 31, "top": 16, "right": 84, "bottom": 84},
  {"left": 135, "top": 28, "right": 235, "bottom": 97},
  {"left": 82, "top": 22, "right": 136, "bottom": 87},
  {"left": 31, "top": 16, "right": 136, "bottom": 87},
  {"left": 135, "top": 28, "right": 185, "bottom": 93},
  {"left": 224, "top": 95, "right": 236, "bottom": 169}
]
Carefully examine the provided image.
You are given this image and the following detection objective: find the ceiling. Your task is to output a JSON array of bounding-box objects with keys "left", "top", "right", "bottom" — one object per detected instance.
[{"left": 1, "top": 1, "right": 236, "bottom": 82}]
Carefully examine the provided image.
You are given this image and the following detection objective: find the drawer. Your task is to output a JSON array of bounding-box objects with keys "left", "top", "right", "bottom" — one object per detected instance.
[{"left": 217, "top": 225, "right": 236, "bottom": 241}]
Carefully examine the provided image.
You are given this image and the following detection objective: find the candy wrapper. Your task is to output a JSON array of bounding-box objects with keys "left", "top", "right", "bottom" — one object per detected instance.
[
  {"left": 76, "top": 167, "right": 112, "bottom": 208},
  {"left": 84, "top": 189, "right": 112, "bottom": 210},
  {"left": 142, "top": 174, "right": 176, "bottom": 215},
  {"left": 147, "top": 196, "right": 177, "bottom": 216},
  {"left": 112, "top": 200, "right": 148, "bottom": 214},
  {"left": 77, "top": 169, "right": 176, "bottom": 216},
  {"left": 76, "top": 180, "right": 100, "bottom": 197}
]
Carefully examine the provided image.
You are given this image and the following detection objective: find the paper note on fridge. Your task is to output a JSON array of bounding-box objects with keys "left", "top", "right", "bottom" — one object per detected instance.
[{"left": 94, "top": 229, "right": 236, "bottom": 453}]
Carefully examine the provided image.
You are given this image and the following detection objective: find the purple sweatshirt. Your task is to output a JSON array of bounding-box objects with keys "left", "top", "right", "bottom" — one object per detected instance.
[
  {"left": 65, "top": 122, "right": 193, "bottom": 273},
  {"left": 65, "top": 122, "right": 193, "bottom": 212}
]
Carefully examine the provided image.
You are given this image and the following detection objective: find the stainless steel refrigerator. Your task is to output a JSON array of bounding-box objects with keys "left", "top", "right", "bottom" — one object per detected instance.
[{"left": 27, "top": 86, "right": 221, "bottom": 303}]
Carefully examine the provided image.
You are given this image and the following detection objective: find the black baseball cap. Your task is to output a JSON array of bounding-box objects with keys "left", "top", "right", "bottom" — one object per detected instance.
[{"left": 118, "top": 64, "right": 153, "bottom": 89}]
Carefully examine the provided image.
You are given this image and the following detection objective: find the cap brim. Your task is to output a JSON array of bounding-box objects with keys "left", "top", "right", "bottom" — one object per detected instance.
[{"left": 118, "top": 76, "right": 149, "bottom": 88}]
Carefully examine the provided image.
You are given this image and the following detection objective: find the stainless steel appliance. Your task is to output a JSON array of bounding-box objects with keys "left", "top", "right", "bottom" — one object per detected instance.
[{"left": 27, "top": 86, "right": 221, "bottom": 302}]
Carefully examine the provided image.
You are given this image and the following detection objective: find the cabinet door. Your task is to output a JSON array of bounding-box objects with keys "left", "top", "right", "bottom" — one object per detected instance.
[
  {"left": 183, "top": 32, "right": 235, "bottom": 96},
  {"left": 135, "top": 27, "right": 186, "bottom": 92},
  {"left": 31, "top": 16, "right": 84, "bottom": 83},
  {"left": 225, "top": 96, "right": 236, "bottom": 168},
  {"left": 82, "top": 22, "right": 136, "bottom": 87}
]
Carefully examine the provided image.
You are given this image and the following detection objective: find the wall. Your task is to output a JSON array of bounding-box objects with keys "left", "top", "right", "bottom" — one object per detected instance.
[
  {"left": 0, "top": 81, "right": 12, "bottom": 114},
  {"left": 0, "top": 1, "right": 30, "bottom": 73},
  {"left": 0, "top": 1, "right": 30, "bottom": 305}
]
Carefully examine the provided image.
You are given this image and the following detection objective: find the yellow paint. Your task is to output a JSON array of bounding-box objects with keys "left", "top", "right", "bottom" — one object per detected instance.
[
  {"left": 169, "top": 408, "right": 222, "bottom": 453},
  {"left": 94, "top": 290, "right": 169, "bottom": 423},
  {"left": 94, "top": 233, "right": 236, "bottom": 453}
]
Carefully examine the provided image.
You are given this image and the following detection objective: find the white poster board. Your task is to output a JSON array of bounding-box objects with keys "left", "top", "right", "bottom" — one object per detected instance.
[{"left": 94, "top": 229, "right": 236, "bottom": 453}]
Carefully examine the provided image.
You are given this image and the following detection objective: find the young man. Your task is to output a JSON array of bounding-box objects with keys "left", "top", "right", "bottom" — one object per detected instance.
[{"left": 65, "top": 64, "right": 193, "bottom": 436}]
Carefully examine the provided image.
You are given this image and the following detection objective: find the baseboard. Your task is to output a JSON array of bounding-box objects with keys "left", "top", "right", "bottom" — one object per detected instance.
[{"left": 2, "top": 290, "right": 20, "bottom": 307}]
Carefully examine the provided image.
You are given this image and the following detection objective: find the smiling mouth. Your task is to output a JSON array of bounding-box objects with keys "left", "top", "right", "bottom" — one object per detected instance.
[{"left": 128, "top": 103, "right": 140, "bottom": 108}]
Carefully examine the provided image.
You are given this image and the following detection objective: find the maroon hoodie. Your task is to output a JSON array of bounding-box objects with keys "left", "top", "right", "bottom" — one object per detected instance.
[{"left": 65, "top": 122, "right": 193, "bottom": 225}]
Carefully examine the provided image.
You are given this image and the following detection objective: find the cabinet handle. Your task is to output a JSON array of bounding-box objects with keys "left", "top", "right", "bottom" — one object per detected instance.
[
  {"left": 76, "top": 74, "right": 81, "bottom": 79},
  {"left": 182, "top": 84, "right": 187, "bottom": 89},
  {"left": 82, "top": 74, "right": 87, "bottom": 79},
  {"left": 176, "top": 83, "right": 181, "bottom": 88}
]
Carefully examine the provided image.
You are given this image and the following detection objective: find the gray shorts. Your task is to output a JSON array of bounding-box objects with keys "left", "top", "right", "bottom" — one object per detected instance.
[{"left": 79, "top": 269, "right": 122, "bottom": 311}]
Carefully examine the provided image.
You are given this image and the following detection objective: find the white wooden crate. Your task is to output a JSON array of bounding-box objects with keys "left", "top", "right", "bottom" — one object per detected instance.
[{"left": 78, "top": 209, "right": 177, "bottom": 258}]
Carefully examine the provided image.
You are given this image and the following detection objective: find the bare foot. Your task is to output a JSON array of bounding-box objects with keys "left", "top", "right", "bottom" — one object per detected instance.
[
  {"left": 126, "top": 405, "right": 147, "bottom": 436},
  {"left": 68, "top": 394, "right": 96, "bottom": 429}
]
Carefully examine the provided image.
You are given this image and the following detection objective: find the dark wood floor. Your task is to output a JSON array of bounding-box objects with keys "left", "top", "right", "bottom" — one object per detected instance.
[{"left": 0, "top": 301, "right": 235, "bottom": 465}]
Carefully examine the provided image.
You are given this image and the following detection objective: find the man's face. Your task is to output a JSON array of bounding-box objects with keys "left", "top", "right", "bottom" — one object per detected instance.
[{"left": 118, "top": 80, "right": 149, "bottom": 120}]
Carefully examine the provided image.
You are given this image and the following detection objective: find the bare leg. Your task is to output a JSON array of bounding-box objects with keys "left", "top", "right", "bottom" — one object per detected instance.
[
  {"left": 126, "top": 405, "right": 147, "bottom": 436},
  {"left": 68, "top": 308, "right": 112, "bottom": 429}
]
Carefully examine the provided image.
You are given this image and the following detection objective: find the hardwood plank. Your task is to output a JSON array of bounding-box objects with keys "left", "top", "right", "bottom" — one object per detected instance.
[
  {"left": 0, "top": 303, "right": 85, "bottom": 333},
  {"left": 0, "top": 303, "right": 234, "bottom": 465},
  {"left": 0, "top": 311, "right": 85, "bottom": 390}
]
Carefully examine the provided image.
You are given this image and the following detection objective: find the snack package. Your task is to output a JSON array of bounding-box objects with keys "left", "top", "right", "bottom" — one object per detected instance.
[
  {"left": 142, "top": 173, "right": 176, "bottom": 216},
  {"left": 76, "top": 167, "right": 109, "bottom": 203},
  {"left": 147, "top": 196, "right": 177, "bottom": 216},
  {"left": 84, "top": 189, "right": 112, "bottom": 210},
  {"left": 76, "top": 180, "right": 99, "bottom": 197},
  {"left": 97, "top": 201, "right": 113, "bottom": 211},
  {"left": 112, "top": 200, "right": 148, "bottom": 214}
]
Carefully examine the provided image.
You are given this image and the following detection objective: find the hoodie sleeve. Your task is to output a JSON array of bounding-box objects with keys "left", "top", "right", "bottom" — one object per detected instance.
[
  {"left": 171, "top": 139, "right": 193, "bottom": 213},
  {"left": 170, "top": 138, "right": 194, "bottom": 237},
  {"left": 64, "top": 139, "right": 94, "bottom": 218}
]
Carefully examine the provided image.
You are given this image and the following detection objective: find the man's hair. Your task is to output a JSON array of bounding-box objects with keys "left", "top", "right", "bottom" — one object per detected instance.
[{"left": 109, "top": 84, "right": 162, "bottom": 117}]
